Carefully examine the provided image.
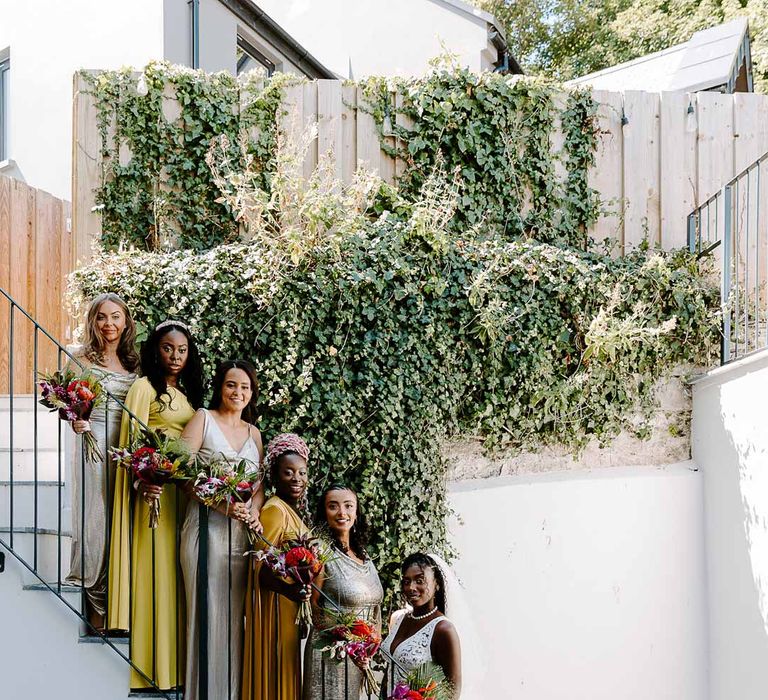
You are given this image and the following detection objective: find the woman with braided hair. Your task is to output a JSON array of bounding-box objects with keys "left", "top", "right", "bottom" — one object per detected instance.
[{"left": 242, "top": 433, "right": 313, "bottom": 700}]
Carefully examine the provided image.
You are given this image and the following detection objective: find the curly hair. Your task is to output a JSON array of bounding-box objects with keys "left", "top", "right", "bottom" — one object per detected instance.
[
  {"left": 401, "top": 552, "right": 447, "bottom": 614},
  {"left": 81, "top": 293, "right": 140, "bottom": 372},
  {"left": 139, "top": 321, "right": 204, "bottom": 410},
  {"left": 208, "top": 359, "right": 259, "bottom": 424},
  {"left": 315, "top": 483, "right": 370, "bottom": 561}
]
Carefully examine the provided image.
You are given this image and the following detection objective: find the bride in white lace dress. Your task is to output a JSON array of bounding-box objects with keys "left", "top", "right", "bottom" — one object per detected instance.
[{"left": 381, "top": 552, "right": 462, "bottom": 697}]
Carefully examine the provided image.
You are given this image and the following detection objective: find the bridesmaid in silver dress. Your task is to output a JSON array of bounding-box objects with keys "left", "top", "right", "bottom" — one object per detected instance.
[
  {"left": 66, "top": 293, "right": 139, "bottom": 633},
  {"left": 179, "top": 360, "right": 265, "bottom": 700},
  {"left": 303, "top": 484, "right": 384, "bottom": 700}
]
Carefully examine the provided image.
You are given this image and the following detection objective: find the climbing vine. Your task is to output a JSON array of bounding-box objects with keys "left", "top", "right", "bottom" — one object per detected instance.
[
  {"left": 358, "top": 68, "right": 601, "bottom": 248},
  {"left": 70, "top": 147, "right": 719, "bottom": 579},
  {"left": 85, "top": 61, "right": 300, "bottom": 251}
]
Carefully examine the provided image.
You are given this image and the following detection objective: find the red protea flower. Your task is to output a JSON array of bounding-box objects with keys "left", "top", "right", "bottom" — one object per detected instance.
[
  {"left": 350, "top": 620, "right": 374, "bottom": 638},
  {"left": 67, "top": 380, "right": 95, "bottom": 402},
  {"left": 284, "top": 546, "right": 316, "bottom": 569}
]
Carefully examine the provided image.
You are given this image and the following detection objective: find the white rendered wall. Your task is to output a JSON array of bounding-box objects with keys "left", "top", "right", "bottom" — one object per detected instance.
[
  {"left": 691, "top": 350, "right": 768, "bottom": 700},
  {"left": 0, "top": 0, "right": 165, "bottom": 201},
  {"left": 448, "top": 463, "right": 708, "bottom": 699},
  {"left": 0, "top": 553, "right": 128, "bottom": 699},
  {"left": 256, "top": 0, "right": 496, "bottom": 79}
]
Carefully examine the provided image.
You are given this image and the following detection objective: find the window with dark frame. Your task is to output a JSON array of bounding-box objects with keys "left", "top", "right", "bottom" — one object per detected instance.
[
  {"left": 236, "top": 35, "right": 275, "bottom": 76},
  {"left": 0, "top": 57, "right": 9, "bottom": 161}
]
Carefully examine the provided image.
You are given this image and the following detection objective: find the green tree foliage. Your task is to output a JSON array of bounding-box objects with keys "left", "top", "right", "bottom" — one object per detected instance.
[{"left": 475, "top": 0, "right": 768, "bottom": 92}]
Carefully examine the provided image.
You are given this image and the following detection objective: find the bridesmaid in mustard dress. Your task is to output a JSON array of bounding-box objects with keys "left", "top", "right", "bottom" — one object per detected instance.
[
  {"left": 107, "top": 320, "right": 204, "bottom": 692},
  {"left": 242, "top": 433, "right": 312, "bottom": 700}
]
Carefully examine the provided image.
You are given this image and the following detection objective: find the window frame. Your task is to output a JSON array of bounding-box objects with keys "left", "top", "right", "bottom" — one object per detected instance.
[{"left": 236, "top": 34, "right": 275, "bottom": 77}]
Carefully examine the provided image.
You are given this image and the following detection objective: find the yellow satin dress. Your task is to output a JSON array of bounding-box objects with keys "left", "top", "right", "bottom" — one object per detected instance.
[
  {"left": 242, "top": 496, "right": 308, "bottom": 700},
  {"left": 107, "top": 377, "right": 195, "bottom": 690}
]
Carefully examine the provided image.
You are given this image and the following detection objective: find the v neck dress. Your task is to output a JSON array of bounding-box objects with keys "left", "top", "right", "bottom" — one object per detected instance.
[
  {"left": 381, "top": 609, "right": 450, "bottom": 685},
  {"left": 180, "top": 408, "right": 262, "bottom": 700}
]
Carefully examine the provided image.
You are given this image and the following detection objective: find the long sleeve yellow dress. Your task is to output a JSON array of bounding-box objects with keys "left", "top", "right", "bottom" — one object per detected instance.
[
  {"left": 242, "top": 496, "right": 308, "bottom": 700},
  {"left": 107, "top": 376, "right": 195, "bottom": 690}
]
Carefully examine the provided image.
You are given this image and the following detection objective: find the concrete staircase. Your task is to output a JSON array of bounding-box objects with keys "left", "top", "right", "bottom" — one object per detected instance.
[{"left": 0, "top": 396, "right": 137, "bottom": 699}]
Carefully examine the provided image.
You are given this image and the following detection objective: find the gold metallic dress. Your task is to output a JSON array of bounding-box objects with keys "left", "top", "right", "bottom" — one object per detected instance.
[{"left": 180, "top": 408, "right": 261, "bottom": 700}]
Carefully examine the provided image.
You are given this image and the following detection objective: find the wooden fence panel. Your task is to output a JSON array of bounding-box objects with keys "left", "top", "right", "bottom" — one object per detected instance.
[
  {"left": 302, "top": 81, "right": 318, "bottom": 182},
  {"left": 660, "top": 92, "right": 697, "bottom": 250},
  {"left": 697, "top": 92, "right": 735, "bottom": 207},
  {"left": 356, "top": 86, "right": 382, "bottom": 176},
  {"left": 589, "top": 91, "right": 624, "bottom": 251},
  {"left": 0, "top": 176, "right": 73, "bottom": 393},
  {"left": 71, "top": 77, "right": 768, "bottom": 262},
  {"left": 341, "top": 84, "right": 358, "bottom": 184},
  {"left": 317, "top": 80, "right": 344, "bottom": 183},
  {"left": 72, "top": 72, "right": 103, "bottom": 269},
  {"left": 623, "top": 91, "right": 661, "bottom": 251},
  {"left": 734, "top": 93, "right": 768, "bottom": 173}
]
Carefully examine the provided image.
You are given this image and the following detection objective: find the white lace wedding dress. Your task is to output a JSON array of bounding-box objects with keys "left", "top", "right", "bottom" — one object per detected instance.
[{"left": 381, "top": 609, "right": 454, "bottom": 683}]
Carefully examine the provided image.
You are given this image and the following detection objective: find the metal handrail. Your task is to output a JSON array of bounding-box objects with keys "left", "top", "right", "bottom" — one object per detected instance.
[
  {"left": 686, "top": 148, "right": 767, "bottom": 365},
  {"left": 0, "top": 285, "right": 175, "bottom": 696}
]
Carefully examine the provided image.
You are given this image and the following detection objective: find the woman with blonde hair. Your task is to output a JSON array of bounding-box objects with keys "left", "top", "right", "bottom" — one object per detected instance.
[{"left": 66, "top": 292, "right": 139, "bottom": 633}]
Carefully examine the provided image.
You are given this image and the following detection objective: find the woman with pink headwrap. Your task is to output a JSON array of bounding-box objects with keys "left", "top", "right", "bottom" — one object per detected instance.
[{"left": 242, "top": 433, "right": 312, "bottom": 700}]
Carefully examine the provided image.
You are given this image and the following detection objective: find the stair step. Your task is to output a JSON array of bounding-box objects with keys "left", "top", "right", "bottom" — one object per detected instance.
[
  {"left": 78, "top": 634, "right": 129, "bottom": 646},
  {"left": 0, "top": 480, "right": 71, "bottom": 529},
  {"left": 23, "top": 581, "right": 81, "bottom": 593},
  {"left": 0, "top": 446, "right": 68, "bottom": 481},
  {"left": 1, "top": 528, "right": 73, "bottom": 584}
]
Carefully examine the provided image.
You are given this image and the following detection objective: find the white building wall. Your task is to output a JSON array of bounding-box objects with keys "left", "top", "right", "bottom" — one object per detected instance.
[
  {"left": 256, "top": 0, "right": 495, "bottom": 79},
  {"left": 0, "top": 0, "right": 166, "bottom": 201},
  {"left": 448, "top": 463, "right": 708, "bottom": 699},
  {"left": 691, "top": 350, "right": 768, "bottom": 700}
]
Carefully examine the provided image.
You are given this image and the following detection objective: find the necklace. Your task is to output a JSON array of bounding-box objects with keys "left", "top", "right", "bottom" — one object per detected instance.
[{"left": 409, "top": 606, "right": 438, "bottom": 621}]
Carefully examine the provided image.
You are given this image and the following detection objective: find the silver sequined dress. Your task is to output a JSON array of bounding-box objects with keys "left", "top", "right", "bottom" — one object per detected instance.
[
  {"left": 303, "top": 550, "right": 384, "bottom": 700},
  {"left": 66, "top": 368, "right": 137, "bottom": 616}
]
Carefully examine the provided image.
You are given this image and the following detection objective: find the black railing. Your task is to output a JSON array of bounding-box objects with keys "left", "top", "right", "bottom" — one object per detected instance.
[
  {"left": 0, "top": 286, "right": 405, "bottom": 700},
  {"left": 688, "top": 148, "right": 768, "bottom": 364}
]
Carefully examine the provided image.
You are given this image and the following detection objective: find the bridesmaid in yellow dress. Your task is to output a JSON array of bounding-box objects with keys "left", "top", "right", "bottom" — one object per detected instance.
[
  {"left": 107, "top": 320, "right": 205, "bottom": 692},
  {"left": 243, "top": 433, "right": 312, "bottom": 700}
]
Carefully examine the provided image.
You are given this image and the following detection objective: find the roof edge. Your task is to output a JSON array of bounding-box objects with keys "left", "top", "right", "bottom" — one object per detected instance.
[{"left": 223, "top": 0, "right": 338, "bottom": 79}]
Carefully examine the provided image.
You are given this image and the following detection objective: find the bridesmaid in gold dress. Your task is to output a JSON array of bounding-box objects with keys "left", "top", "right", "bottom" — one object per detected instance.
[
  {"left": 242, "top": 433, "right": 312, "bottom": 700},
  {"left": 107, "top": 320, "right": 204, "bottom": 692}
]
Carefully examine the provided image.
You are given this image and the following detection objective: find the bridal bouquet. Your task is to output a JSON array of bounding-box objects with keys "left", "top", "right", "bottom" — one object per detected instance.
[
  {"left": 314, "top": 613, "right": 381, "bottom": 695},
  {"left": 252, "top": 531, "right": 333, "bottom": 627},
  {"left": 388, "top": 662, "right": 452, "bottom": 700},
  {"left": 192, "top": 456, "right": 263, "bottom": 540},
  {"left": 38, "top": 368, "right": 104, "bottom": 463},
  {"left": 110, "top": 428, "right": 190, "bottom": 528}
]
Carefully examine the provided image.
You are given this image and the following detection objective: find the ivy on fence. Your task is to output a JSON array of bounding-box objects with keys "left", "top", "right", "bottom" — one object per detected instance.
[{"left": 75, "top": 63, "right": 719, "bottom": 586}]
